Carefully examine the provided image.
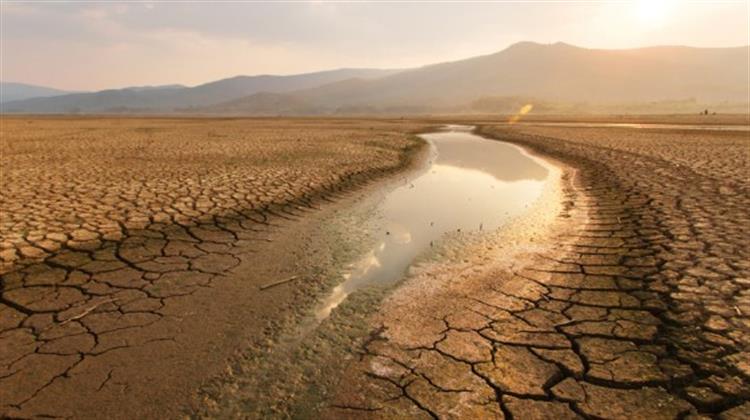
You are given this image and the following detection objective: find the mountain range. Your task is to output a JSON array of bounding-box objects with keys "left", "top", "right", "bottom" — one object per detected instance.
[
  {"left": 1, "top": 82, "right": 78, "bottom": 103},
  {"left": 1, "top": 68, "right": 397, "bottom": 113},
  {"left": 3, "top": 42, "right": 748, "bottom": 114}
]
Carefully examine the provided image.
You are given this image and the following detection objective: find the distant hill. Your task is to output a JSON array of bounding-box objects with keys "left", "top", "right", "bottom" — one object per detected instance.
[
  {"left": 2, "top": 68, "right": 398, "bottom": 113},
  {"left": 4, "top": 42, "right": 748, "bottom": 114},
  {"left": 1, "top": 82, "right": 75, "bottom": 103},
  {"left": 197, "top": 42, "right": 749, "bottom": 114},
  {"left": 120, "top": 84, "right": 187, "bottom": 92},
  {"left": 184, "top": 92, "right": 320, "bottom": 115}
]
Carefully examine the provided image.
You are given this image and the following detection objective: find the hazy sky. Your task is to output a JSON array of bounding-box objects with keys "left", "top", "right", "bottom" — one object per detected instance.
[{"left": 2, "top": 1, "right": 748, "bottom": 91}]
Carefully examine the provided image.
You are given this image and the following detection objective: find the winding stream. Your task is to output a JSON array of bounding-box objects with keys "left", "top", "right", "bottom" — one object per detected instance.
[
  {"left": 234, "top": 125, "right": 556, "bottom": 415},
  {"left": 315, "top": 125, "right": 549, "bottom": 320}
]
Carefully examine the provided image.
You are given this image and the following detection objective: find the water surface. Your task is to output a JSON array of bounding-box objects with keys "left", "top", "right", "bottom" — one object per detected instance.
[{"left": 316, "top": 126, "right": 548, "bottom": 320}]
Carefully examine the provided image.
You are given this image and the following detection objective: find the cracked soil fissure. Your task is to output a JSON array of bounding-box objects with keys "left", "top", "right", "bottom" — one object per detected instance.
[
  {"left": 192, "top": 126, "right": 555, "bottom": 418},
  {"left": 2, "top": 118, "right": 748, "bottom": 419},
  {"left": 0, "top": 117, "right": 433, "bottom": 419},
  {"left": 321, "top": 124, "right": 749, "bottom": 420}
]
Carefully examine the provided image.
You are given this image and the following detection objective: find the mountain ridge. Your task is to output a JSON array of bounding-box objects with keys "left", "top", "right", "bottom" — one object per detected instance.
[
  {"left": 1, "top": 68, "right": 399, "bottom": 113},
  {"left": 4, "top": 42, "right": 748, "bottom": 114},
  {"left": 0, "top": 82, "right": 78, "bottom": 103},
  {"left": 193, "top": 41, "right": 748, "bottom": 114}
]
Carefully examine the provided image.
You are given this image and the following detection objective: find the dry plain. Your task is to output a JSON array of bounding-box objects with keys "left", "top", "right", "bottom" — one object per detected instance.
[
  {"left": 0, "top": 117, "right": 430, "bottom": 418},
  {"left": 1, "top": 115, "right": 749, "bottom": 419}
]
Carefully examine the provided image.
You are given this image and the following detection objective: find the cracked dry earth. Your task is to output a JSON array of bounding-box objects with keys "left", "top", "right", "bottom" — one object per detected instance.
[
  {"left": 0, "top": 117, "right": 428, "bottom": 418},
  {"left": 326, "top": 124, "right": 749, "bottom": 419}
]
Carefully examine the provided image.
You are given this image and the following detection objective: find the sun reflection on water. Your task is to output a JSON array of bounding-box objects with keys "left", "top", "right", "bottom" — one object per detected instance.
[{"left": 313, "top": 126, "right": 548, "bottom": 323}]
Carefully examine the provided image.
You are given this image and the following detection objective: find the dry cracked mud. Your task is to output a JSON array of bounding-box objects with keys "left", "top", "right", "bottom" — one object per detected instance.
[
  {"left": 325, "top": 123, "right": 749, "bottom": 419},
  {"left": 0, "top": 117, "right": 430, "bottom": 418}
]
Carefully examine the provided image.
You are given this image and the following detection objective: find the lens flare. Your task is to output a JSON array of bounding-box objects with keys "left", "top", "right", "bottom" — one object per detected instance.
[{"left": 508, "top": 104, "right": 533, "bottom": 124}]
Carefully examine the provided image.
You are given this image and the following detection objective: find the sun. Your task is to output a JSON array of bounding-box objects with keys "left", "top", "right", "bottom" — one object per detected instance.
[{"left": 636, "top": 0, "right": 672, "bottom": 27}]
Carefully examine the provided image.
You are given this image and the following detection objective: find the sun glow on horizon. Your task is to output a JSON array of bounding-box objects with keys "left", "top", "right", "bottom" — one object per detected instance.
[{"left": 636, "top": 0, "right": 673, "bottom": 28}]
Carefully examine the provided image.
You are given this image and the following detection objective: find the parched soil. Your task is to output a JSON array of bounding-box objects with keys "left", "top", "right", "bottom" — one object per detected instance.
[
  {"left": 0, "top": 117, "right": 429, "bottom": 418},
  {"left": 0, "top": 117, "right": 428, "bottom": 274},
  {"left": 326, "top": 124, "right": 749, "bottom": 418},
  {"left": 2, "top": 117, "right": 748, "bottom": 419}
]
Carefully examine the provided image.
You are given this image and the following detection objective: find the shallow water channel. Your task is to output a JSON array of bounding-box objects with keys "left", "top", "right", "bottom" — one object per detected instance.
[{"left": 314, "top": 125, "right": 549, "bottom": 320}]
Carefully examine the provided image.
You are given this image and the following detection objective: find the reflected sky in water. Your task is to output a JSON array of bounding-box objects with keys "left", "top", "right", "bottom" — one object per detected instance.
[{"left": 316, "top": 127, "right": 548, "bottom": 320}]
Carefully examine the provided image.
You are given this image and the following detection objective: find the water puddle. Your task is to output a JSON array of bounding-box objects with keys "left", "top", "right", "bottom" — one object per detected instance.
[{"left": 314, "top": 125, "right": 548, "bottom": 321}]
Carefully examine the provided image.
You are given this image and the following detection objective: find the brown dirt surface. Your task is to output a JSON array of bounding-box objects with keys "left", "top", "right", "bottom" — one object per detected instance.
[
  {"left": 0, "top": 116, "right": 430, "bottom": 418},
  {"left": 497, "top": 113, "right": 750, "bottom": 126},
  {"left": 326, "top": 123, "right": 750, "bottom": 419},
  {"left": 421, "top": 113, "right": 750, "bottom": 127}
]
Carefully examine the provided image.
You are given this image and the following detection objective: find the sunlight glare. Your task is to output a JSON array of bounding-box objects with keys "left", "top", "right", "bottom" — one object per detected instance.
[
  {"left": 637, "top": 0, "right": 672, "bottom": 27},
  {"left": 508, "top": 104, "right": 534, "bottom": 124}
]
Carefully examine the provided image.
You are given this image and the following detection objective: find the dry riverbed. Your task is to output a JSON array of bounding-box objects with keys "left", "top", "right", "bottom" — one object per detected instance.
[
  {"left": 323, "top": 120, "right": 750, "bottom": 419},
  {"left": 1, "top": 116, "right": 748, "bottom": 419},
  {"left": 195, "top": 125, "right": 554, "bottom": 417}
]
